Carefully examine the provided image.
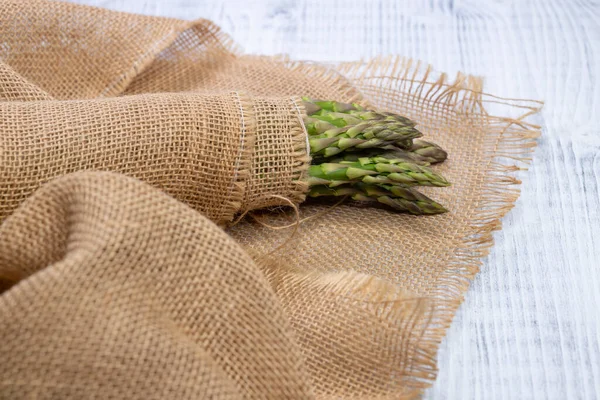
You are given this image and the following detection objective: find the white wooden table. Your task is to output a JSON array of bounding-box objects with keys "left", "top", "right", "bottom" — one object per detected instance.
[{"left": 68, "top": 1, "right": 600, "bottom": 398}]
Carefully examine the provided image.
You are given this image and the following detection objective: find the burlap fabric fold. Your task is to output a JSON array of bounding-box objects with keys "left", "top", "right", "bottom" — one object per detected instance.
[
  {"left": 0, "top": 0, "right": 542, "bottom": 398},
  {"left": 0, "top": 92, "right": 309, "bottom": 225}
]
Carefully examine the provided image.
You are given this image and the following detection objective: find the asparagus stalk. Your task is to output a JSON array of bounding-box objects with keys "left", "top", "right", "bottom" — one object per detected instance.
[
  {"left": 303, "top": 98, "right": 417, "bottom": 128},
  {"left": 407, "top": 139, "right": 448, "bottom": 164},
  {"left": 323, "top": 141, "right": 447, "bottom": 165},
  {"left": 308, "top": 158, "right": 450, "bottom": 187},
  {"left": 323, "top": 148, "right": 428, "bottom": 166},
  {"left": 307, "top": 121, "right": 422, "bottom": 156},
  {"left": 308, "top": 183, "right": 447, "bottom": 215}
]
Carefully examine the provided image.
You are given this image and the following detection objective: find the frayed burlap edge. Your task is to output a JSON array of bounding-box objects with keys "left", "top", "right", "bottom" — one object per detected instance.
[{"left": 330, "top": 56, "right": 543, "bottom": 394}]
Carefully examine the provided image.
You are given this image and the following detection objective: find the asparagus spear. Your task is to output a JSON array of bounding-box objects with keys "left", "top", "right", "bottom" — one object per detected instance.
[
  {"left": 322, "top": 142, "right": 447, "bottom": 165},
  {"left": 303, "top": 98, "right": 416, "bottom": 128},
  {"left": 322, "top": 148, "right": 427, "bottom": 166},
  {"left": 308, "top": 158, "right": 450, "bottom": 187},
  {"left": 308, "top": 122, "right": 421, "bottom": 157},
  {"left": 308, "top": 183, "right": 447, "bottom": 215},
  {"left": 408, "top": 139, "right": 448, "bottom": 164}
]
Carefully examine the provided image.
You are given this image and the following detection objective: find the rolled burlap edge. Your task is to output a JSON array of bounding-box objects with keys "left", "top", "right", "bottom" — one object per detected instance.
[
  {"left": 239, "top": 96, "right": 310, "bottom": 217},
  {"left": 0, "top": 91, "right": 312, "bottom": 226}
]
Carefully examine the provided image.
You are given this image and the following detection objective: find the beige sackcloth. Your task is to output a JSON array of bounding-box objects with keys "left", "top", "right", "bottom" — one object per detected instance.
[{"left": 0, "top": 0, "right": 542, "bottom": 398}]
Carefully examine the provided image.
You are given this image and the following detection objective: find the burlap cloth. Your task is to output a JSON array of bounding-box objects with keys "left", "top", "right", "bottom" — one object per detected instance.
[{"left": 0, "top": 0, "right": 542, "bottom": 398}]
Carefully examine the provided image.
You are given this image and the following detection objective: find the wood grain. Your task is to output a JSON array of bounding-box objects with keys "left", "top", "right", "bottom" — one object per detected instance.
[{"left": 67, "top": 0, "right": 600, "bottom": 398}]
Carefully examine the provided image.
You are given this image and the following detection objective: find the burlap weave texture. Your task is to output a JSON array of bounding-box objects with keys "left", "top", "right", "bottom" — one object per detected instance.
[{"left": 0, "top": 0, "right": 541, "bottom": 398}]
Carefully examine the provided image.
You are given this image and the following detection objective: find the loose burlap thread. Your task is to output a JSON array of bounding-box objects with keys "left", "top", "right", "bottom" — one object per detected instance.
[{"left": 0, "top": 0, "right": 542, "bottom": 399}]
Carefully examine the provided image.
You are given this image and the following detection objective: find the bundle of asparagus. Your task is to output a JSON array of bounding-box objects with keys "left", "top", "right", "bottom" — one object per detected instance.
[{"left": 303, "top": 98, "right": 450, "bottom": 215}]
